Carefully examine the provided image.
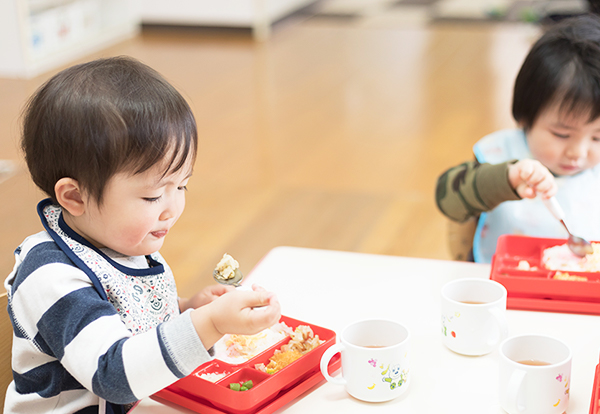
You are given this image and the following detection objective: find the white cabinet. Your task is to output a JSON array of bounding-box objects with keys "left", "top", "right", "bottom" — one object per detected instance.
[
  {"left": 140, "top": 0, "right": 317, "bottom": 40},
  {"left": 0, "top": 0, "right": 141, "bottom": 79}
]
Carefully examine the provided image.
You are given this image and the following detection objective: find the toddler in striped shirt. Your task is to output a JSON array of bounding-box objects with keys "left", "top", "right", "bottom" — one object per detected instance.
[{"left": 4, "top": 56, "right": 280, "bottom": 414}]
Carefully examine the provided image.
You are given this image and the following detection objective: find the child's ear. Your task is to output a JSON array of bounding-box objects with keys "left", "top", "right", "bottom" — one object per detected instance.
[{"left": 55, "top": 178, "right": 86, "bottom": 216}]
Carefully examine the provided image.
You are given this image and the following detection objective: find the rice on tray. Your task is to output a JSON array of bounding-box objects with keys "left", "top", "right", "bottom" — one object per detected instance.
[{"left": 542, "top": 242, "right": 600, "bottom": 272}]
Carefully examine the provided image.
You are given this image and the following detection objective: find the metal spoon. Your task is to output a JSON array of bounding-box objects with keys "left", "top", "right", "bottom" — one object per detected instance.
[
  {"left": 213, "top": 267, "right": 244, "bottom": 287},
  {"left": 213, "top": 254, "right": 244, "bottom": 287},
  {"left": 543, "top": 196, "right": 594, "bottom": 257}
]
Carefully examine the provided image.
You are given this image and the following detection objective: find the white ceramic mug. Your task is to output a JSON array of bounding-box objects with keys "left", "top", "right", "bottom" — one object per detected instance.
[
  {"left": 440, "top": 278, "right": 508, "bottom": 355},
  {"left": 499, "top": 334, "right": 572, "bottom": 414},
  {"left": 319, "top": 319, "right": 410, "bottom": 402}
]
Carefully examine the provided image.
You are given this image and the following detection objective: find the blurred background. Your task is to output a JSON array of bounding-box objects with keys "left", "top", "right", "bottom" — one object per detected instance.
[{"left": 0, "top": 0, "right": 591, "bottom": 295}]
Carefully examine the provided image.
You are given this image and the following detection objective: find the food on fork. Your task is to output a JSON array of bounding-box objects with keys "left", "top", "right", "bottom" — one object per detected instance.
[
  {"left": 214, "top": 253, "right": 240, "bottom": 281},
  {"left": 255, "top": 325, "right": 324, "bottom": 374},
  {"left": 542, "top": 242, "right": 600, "bottom": 271},
  {"left": 213, "top": 322, "right": 293, "bottom": 364}
]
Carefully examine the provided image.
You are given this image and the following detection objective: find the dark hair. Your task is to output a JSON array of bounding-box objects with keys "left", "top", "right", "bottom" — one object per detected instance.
[
  {"left": 512, "top": 14, "right": 600, "bottom": 130},
  {"left": 21, "top": 56, "right": 197, "bottom": 204}
]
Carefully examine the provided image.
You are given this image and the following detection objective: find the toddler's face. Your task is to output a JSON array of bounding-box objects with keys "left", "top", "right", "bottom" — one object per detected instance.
[
  {"left": 76, "top": 160, "right": 192, "bottom": 257},
  {"left": 526, "top": 104, "right": 600, "bottom": 176}
]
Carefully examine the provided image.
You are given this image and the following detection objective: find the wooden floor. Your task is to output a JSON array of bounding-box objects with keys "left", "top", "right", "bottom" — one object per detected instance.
[{"left": 0, "top": 16, "right": 542, "bottom": 296}]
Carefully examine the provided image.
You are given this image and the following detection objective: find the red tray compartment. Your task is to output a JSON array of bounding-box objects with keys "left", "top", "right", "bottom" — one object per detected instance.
[
  {"left": 490, "top": 235, "right": 600, "bottom": 315},
  {"left": 151, "top": 315, "right": 338, "bottom": 414}
]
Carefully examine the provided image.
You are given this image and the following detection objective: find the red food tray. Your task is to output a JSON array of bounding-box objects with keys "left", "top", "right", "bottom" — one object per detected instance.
[
  {"left": 151, "top": 315, "right": 338, "bottom": 414},
  {"left": 590, "top": 354, "right": 600, "bottom": 414},
  {"left": 490, "top": 235, "right": 600, "bottom": 315}
]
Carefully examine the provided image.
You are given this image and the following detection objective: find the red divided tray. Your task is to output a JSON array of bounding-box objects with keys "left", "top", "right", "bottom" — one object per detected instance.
[
  {"left": 490, "top": 235, "right": 600, "bottom": 315},
  {"left": 151, "top": 315, "right": 339, "bottom": 414},
  {"left": 591, "top": 354, "right": 600, "bottom": 414}
]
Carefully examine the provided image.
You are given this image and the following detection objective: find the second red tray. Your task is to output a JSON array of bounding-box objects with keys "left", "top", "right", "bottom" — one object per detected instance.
[
  {"left": 590, "top": 357, "right": 600, "bottom": 414},
  {"left": 490, "top": 235, "right": 600, "bottom": 315}
]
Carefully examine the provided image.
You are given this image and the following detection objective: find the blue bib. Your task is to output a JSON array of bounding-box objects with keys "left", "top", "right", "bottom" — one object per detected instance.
[{"left": 472, "top": 129, "right": 600, "bottom": 263}]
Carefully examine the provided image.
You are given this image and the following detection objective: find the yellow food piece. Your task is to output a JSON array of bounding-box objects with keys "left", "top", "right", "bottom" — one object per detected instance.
[
  {"left": 255, "top": 325, "right": 325, "bottom": 375},
  {"left": 214, "top": 253, "right": 239, "bottom": 280},
  {"left": 552, "top": 271, "right": 588, "bottom": 281},
  {"left": 264, "top": 350, "right": 304, "bottom": 374}
]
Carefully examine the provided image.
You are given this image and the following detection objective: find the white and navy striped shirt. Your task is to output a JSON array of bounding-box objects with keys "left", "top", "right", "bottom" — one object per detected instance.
[{"left": 4, "top": 229, "right": 211, "bottom": 414}]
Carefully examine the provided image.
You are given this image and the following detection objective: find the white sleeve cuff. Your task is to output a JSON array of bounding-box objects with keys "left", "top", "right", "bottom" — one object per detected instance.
[{"left": 158, "top": 309, "right": 212, "bottom": 376}]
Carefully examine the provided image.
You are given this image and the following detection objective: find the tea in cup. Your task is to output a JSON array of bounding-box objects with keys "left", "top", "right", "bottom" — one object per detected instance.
[
  {"left": 319, "top": 319, "right": 410, "bottom": 402},
  {"left": 499, "top": 334, "right": 572, "bottom": 414},
  {"left": 440, "top": 278, "right": 508, "bottom": 355}
]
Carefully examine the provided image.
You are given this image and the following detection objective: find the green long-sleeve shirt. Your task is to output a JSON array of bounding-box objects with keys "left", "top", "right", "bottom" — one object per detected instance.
[{"left": 435, "top": 159, "right": 521, "bottom": 223}]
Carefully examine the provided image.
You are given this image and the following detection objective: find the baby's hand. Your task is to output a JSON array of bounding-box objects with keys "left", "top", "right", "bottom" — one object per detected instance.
[
  {"left": 191, "top": 285, "right": 281, "bottom": 348},
  {"left": 508, "top": 159, "right": 557, "bottom": 199},
  {"left": 210, "top": 285, "right": 281, "bottom": 335}
]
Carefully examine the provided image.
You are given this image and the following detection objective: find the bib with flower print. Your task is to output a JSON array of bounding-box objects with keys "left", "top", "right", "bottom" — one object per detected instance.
[{"left": 38, "top": 199, "right": 179, "bottom": 335}]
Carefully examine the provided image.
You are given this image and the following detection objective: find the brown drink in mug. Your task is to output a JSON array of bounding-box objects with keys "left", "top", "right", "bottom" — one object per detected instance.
[
  {"left": 441, "top": 278, "right": 508, "bottom": 355},
  {"left": 320, "top": 319, "right": 410, "bottom": 402},
  {"left": 499, "top": 334, "right": 571, "bottom": 414}
]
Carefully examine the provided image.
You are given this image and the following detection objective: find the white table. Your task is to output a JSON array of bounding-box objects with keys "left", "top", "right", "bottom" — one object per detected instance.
[{"left": 132, "top": 246, "right": 600, "bottom": 414}]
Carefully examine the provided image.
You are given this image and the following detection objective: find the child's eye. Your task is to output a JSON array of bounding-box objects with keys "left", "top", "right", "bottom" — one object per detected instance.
[
  {"left": 178, "top": 185, "right": 188, "bottom": 191},
  {"left": 552, "top": 132, "right": 570, "bottom": 139},
  {"left": 143, "top": 196, "right": 162, "bottom": 203},
  {"left": 593, "top": 137, "right": 600, "bottom": 142}
]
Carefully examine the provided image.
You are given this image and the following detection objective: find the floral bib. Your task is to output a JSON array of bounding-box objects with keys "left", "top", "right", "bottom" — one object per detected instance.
[{"left": 38, "top": 199, "right": 179, "bottom": 334}]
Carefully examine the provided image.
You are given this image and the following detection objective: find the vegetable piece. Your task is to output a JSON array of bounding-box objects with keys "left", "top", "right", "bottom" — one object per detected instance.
[{"left": 229, "top": 380, "right": 254, "bottom": 391}]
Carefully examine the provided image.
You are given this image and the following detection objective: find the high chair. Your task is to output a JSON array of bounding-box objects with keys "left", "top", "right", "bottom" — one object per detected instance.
[
  {"left": 447, "top": 217, "right": 478, "bottom": 261},
  {"left": 0, "top": 292, "right": 13, "bottom": 412}
]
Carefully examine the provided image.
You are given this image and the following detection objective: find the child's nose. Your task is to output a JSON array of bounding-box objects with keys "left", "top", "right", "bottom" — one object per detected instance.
[
  {"left": 566, "top": 141, "right": 588, "bottom": 160},
  {"left": 159, "top": 205, "right": 175, "bottom": 221}
]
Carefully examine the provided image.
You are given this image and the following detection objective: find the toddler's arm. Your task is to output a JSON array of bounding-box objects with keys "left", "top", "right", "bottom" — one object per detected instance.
[
  {"left": 9, "top": 262, "right": 213, "bottom": 406},
  {"left": 436, "top": 160, "right": 521, "bottom": 222}
]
